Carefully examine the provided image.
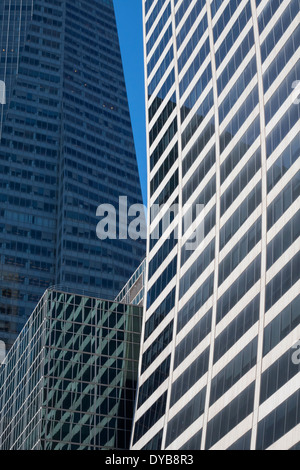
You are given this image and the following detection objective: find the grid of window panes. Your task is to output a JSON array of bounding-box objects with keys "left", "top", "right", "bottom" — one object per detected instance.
[
  {"left": 0, "top": 0, "right": 145, "bottom": 350},
  {"left": 0, "top": 289, "right": 142, "bottom": 450},
  {"left": 131, "top": 0, "right": 300, "bottom": 451},
  {"left": 0, "top": 0, "right": 63, "bottom": 349},
  {"left": 0, "top": 0, "right": 34, "bottom": 135},
  {"left": 0, "top": 292, "right": 47, "bottom": 450}
]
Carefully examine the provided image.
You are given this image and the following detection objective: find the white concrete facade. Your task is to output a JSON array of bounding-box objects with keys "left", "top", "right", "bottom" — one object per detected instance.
[{"left": 131, "top": 0, "right": 300, "bottom": 450}]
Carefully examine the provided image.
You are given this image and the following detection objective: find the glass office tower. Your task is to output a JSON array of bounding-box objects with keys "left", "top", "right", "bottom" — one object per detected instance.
[
  {"left": 0, "top": 288, "right": 142, "bottom": 450},
  {"left": 0, "top": 0, "right": 145, "bottom": 349},
  {"left": 131, "top": 0, "right": 300, "bottom": 450}
]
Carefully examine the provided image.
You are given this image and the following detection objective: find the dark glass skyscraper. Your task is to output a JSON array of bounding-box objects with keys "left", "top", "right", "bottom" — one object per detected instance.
[{"left": 0, "top": 0, "right": 145, "bottom": 349}]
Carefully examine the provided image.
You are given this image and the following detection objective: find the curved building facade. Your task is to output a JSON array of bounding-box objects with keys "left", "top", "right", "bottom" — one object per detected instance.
[{"left": 131, "top": 0, "right": 300, "bottom": 450}]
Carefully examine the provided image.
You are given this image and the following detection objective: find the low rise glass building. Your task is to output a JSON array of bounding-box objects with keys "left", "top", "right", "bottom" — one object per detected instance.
[{"left": 0, "top": 288, "right": 142, "bottom": 450}]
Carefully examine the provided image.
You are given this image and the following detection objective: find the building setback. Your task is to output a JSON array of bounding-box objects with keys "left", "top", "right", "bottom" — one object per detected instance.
[
  {"left": 131, "top": 0, "right": 300, "bottom": 450},
  {"left": 0, "top": 0, "right": 145, "bottom": 349},
  {"left": 0, "top": 288, "right": 143, "bottom": 450},
  {"left": 115, "top": 259, "right": 146, "bottom": 307}
]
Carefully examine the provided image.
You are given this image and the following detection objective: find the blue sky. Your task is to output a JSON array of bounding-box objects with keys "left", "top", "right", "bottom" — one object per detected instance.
[{"left": 113, "top": 0, "right": 148, "bottom": 205}]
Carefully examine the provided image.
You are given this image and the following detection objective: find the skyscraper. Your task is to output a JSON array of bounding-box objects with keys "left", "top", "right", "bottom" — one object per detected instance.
[
  {"left": 131, "top": 0, "right": 300, "bottom": 450},
  {"left": 0, "top": 0, "right": 145, "bottom": 349}
]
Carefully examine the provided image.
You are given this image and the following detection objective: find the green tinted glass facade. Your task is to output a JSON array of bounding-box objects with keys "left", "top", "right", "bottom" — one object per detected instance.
[{"left": 0, "top": 288, "right": 142, "bottom": 450}]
